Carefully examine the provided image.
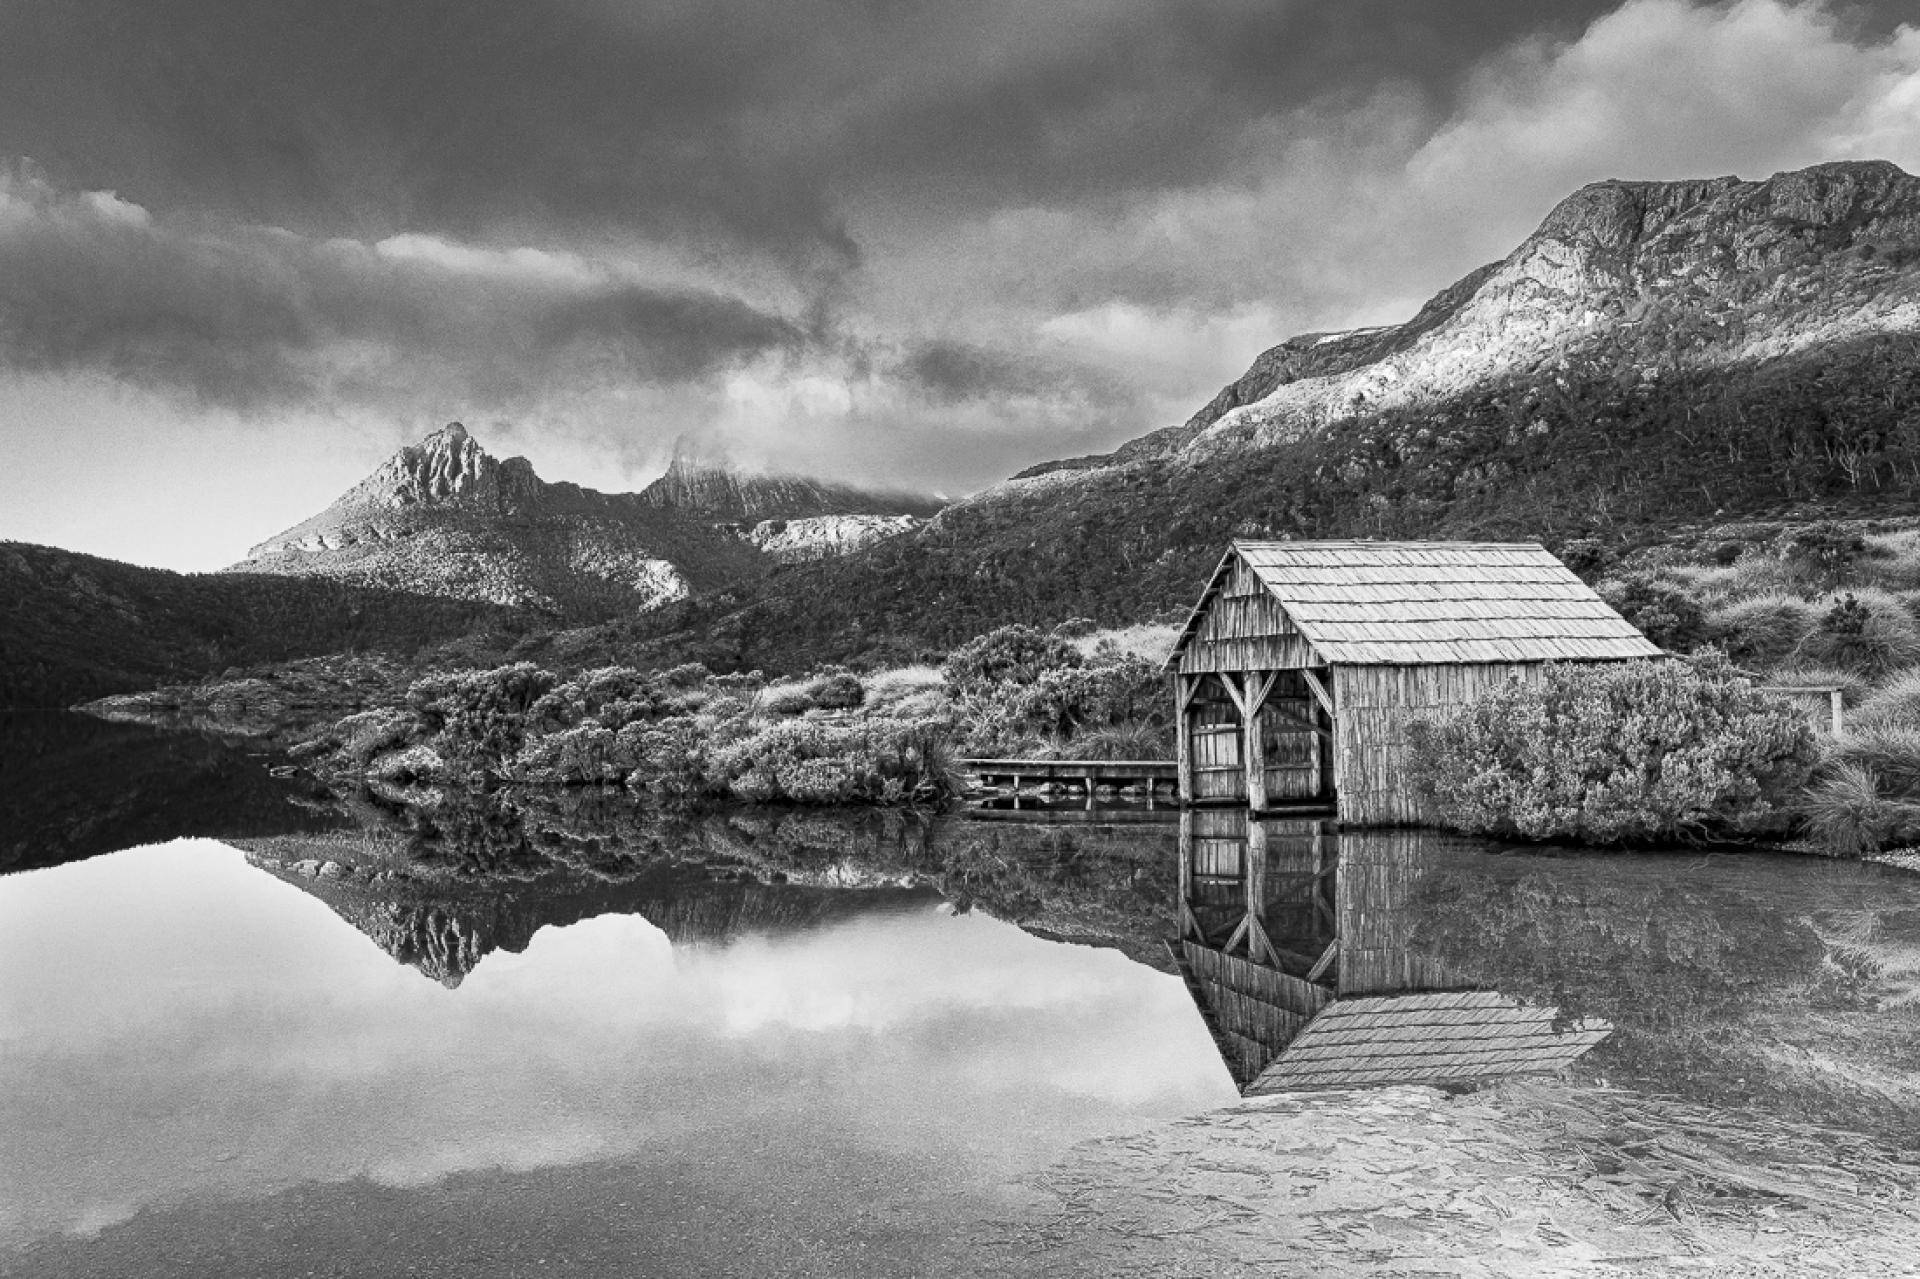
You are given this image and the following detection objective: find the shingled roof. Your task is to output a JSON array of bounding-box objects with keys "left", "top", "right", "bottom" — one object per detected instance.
[
  {"left": 1172, "top": 940, "right": 1613, "bottom": 1094},
  {"left": 1170, "top": 539, "right": 1662, "bottom": 666}
]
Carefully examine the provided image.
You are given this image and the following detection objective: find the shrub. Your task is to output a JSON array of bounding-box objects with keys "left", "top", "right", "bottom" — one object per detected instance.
[
  {"left": 942, "top": 624, "right": 1081, "bottom": 697},
  {"left": 948, "top": 650, "right": 1168, "bottom": 755},
  {"left": 328, "top": 706, "right": 421, "bottom": 767},
  {"left": 1407, "top": 656, "right": 1819, "bottom": 843},
  {"left": 1057, "top": 719, "right": 1176, "bottom": 760},
  {"left": 705, "top": 717, "right": 960, "bottom": 805},
  {"left": 1797, "top": 589, "right": 1920, "bottom": 675},
  {"left": 1783, "top": 521, "right": 1867, "bottom": 590},
  {"left": 1704, "top": 592, "right": 1819, "bottom": 667},
  {"left": 1598, "top": 574, "right": 1706, "bottom": 651},
  {"left": 407, "top": 663, "right": 557, "bottom": 765},
  {"left": 511, "top": 724, "right": 627, "bottom": 785},
  {"left": 1555, "top": 536, "right": 1611, "bottom": 578},
  {"left": 808, "top": 669, "right": 866, "bottom": 711}
]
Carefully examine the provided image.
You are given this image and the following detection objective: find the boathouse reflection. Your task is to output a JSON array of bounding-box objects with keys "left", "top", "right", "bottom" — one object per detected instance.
[{"left": 1171, "top": 810, "right": 1611, "bottom": 1093}]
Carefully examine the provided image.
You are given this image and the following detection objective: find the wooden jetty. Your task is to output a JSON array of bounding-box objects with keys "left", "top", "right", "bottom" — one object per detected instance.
[
  {"left": 1164, "top": 540, "right": 1662, "bottom": 826},
  {"left": 962, "top": 758, "right": 1178, "bottom": 795}
]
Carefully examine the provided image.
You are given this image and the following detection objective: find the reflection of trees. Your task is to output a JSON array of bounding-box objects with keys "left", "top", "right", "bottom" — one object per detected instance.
[
  {"left": 1404, "top": 845, "right": 1920, "bottom": 1146},
  {"left": 239, "top": 790, "right": 1182, "bottom": 982}
]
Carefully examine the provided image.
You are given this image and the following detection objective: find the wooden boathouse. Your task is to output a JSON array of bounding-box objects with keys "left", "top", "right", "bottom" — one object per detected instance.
[{"left": 1165, "top": 540, "right": 1661, "bottom": 826}]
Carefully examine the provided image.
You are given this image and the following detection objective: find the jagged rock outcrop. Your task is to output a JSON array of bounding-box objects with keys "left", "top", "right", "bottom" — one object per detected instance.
[
  {"left": 233, "top": 423, "right": 765, "bottom": 618},
  {"left": 740, "top": 514, "right": 923, "bottom": 564},
  {"left": 234, "top": 425, "right": 945, "bottom": 618}
]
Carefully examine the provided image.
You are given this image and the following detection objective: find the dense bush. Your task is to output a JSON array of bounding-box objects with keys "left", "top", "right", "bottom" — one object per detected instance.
[
  {"left": 942, "top": 625, "right": 1082, "bottom": 697},
  {"left": 407, "top": 663, "right": 558, "bottom": 765},
  {"left": 1407, "top": 657, "right": 1819, "bottom": 843},
  {"left": 1599, "top": 574, "right": 1706, "bottom": 651}
]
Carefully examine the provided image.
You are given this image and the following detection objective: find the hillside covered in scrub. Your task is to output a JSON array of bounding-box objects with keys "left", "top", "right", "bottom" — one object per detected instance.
[
  {"left": 610, "top": 161, "right": 1920, "bottom": 673},
  {"left": 0, "top": 541, "right": 530, "bottom": 710}
]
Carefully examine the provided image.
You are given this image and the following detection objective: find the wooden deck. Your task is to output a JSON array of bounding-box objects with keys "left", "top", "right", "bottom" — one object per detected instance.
[{"left": 962, "top": 758, "right": 1179, "bottom": 791}]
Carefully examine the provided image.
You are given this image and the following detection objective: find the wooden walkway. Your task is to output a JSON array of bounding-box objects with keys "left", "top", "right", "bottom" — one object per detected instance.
[{"left": 962, "top": 758, "right": 1178, "bottom": 792}]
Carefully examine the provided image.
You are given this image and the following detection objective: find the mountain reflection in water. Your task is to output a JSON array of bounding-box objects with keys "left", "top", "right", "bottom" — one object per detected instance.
[{"left": 4, "top": 716, "right": 1920, "bottom": 1273}]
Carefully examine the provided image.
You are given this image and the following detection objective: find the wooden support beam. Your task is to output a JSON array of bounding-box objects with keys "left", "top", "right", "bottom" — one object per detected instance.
[
  {"left": 1245, "top": 699, "right": 1268, "bottom": 813},
  {"left": 1173, "top": 674, "right": 1195, "bottom": 805},
  {"left": 1224, "top": 913, "right": 1251, "bottom": 955},
  {"left": 1300, "top": 668, "right": 1335, "bottom": 719},
  {"left": 1218, "top": 670, "right": 1251, "bottom": 718},
  {"left": 1178, "top": 808, "right": 1193, "bottom": 904},
  {"left": 1306, "top": 938, "right": 1340, "bottom": 984},
  {"left": 1178, "top": 899, "right": 1204, "bottom": 942},
  {"left": 1831, "top": 688, "right": 1845, "bottom": 736},
  {"left": 1248, "top": 915, "right": 1279, "bottom": 968},
  {"left": 1266, "top": 705, "right": 1332, "bottom": 738},
  {"left": 1245, "top": 670, "right": 1279, "bottom": 717}
]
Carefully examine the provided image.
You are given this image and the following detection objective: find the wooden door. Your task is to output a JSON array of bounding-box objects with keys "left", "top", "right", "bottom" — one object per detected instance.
[{"left": 1189, "top": 723, "right": 1245, "bottom": 801}]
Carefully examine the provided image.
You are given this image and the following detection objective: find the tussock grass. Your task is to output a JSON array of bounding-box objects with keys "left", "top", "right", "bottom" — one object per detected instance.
[
  {"left": 1797, "top": 762, "right": 1920, "bottom": 857},
  {"left": 1706, "top": 592, "right": 1819, "bottom": 667},
  {"left": 1661, "top": 562, "right": 1746, "bottom": 605},
  {"left": 1859, "top": 531, "right": 1920, "bottom": 593},
  {"left": 1851, "top": 669, "right": 1920, "bottom": 732},
  {"left": 1761, "top": 664, "right": 1867, "bottom": 702},
  {"left": 860, "top": 664, "right": 945, "bottom": 715},
  {"left": 1831, "top": 726, "right": 1920, "bottom": 796},
  {"left": 1798, "top": 588, "right": 1920, "bottom": 676}
]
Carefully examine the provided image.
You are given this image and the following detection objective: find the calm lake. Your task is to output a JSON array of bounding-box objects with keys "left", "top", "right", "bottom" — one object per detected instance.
[{"left": 3, "top": 711, "right": 1919, "bottom": 1276}]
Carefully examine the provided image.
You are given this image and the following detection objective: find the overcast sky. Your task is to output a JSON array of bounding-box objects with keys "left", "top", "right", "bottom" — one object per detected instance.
[{"left": 2, "top": 0, "right": 1918, "bottom": 570}]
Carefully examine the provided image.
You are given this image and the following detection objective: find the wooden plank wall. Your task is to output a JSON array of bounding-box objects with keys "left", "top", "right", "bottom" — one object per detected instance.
[
  {"left": 1333, "top": 828, "right": 1453, "bottom": 996},
  {"left": 1331, "top": 663, "right": 1545, "bottom": 827},
  {"left": 1178, "top": 558, "right": 1319, "bottom": 674}
]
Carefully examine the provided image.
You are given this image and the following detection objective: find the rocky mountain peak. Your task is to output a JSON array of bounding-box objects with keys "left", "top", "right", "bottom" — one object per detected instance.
[
  {"left": 638, "top": 437, "right": 942, "bottom": 522},
  {"left": 353, "top": 421, "right": 502, "bottom": 508}
]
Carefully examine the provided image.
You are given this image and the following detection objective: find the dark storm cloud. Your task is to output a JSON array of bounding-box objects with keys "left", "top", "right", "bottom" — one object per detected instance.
[
  {"left": 897, "top": 339, "right": 1060, "bottom": 405},
  {"left": 0, "top": 0, "right": 1645, "bottom": 267},
  {"left": 0, "top": 169, "right": 802, "bottom": 411}
]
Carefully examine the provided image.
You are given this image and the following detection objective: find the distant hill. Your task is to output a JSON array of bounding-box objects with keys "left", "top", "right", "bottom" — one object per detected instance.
[
  {"left": 619, "top": 159, "right": 1920, "bottom": 671},
  {"left": 234, "top": 423, "right": 944, "bottom": 604},
  {"left": 0, "top": 541, "right": 521, "bottom": 709}
]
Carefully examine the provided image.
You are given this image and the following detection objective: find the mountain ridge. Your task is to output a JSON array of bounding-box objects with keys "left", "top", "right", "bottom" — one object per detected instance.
[
  {"left": 608, "top": 158, "right": 1920, "bottom": 672},
  {"left": 234, "top": 424, "right": 943, "bottom": 616}
]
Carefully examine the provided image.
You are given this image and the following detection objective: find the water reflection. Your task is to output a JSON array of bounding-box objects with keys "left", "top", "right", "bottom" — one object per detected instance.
[
  {"left": 1172, "top": 810, "right": 1611, "bottom": 1093},
  {"left": 6, "top": 714, "right": 1920, "bottom": 1272},
  {"left": 0, "top": 711, "right": 341, "bottom": 874},
  {"left": 0, "top": 839, "right": 1229, "bottom": 1253}
]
